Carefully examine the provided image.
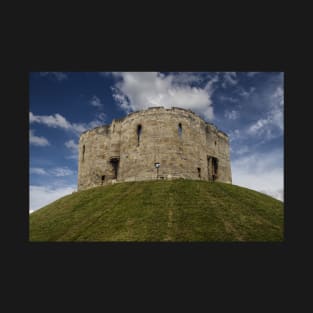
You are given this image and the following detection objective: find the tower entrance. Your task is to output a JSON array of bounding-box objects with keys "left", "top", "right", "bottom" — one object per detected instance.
[
  {"left": 110, "top": 157, "right": 120, "bottom": 180},
  {"left": 208, "top": 156, "right": 218, "bottom": 181}
]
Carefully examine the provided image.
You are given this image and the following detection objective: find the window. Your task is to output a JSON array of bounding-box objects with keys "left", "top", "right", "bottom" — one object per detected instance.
[
  {"left": 178, "top": 123, "right": 182, "bottom": 138},
  {"left": 101, "top": 175, "right": 105, "bottom": 185},
  {"left": 137, "top": 124, "right": 142, "bottom": 146},
  {"left": 82, "top": 145, "right": 85, "bottom": 161},
  {"left": 197, "top": 167, "right": 201, "bottom": 178}
]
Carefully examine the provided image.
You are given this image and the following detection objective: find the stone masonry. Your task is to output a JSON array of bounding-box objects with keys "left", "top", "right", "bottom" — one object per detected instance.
[{"left": 78, "top": 107, "right": 232, "bottom": 190}]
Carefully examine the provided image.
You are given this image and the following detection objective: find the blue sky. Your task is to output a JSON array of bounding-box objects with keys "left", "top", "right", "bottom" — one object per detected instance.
[{"left": 29, "top": 72, "right": 284, "bottom": 212}]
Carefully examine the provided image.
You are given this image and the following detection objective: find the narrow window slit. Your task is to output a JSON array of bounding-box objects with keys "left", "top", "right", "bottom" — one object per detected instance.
[
  {"left": 197, "top": 167, "right": 201, "bottom": 178},
  {"left": 137, "top": 124, "right": 142, "bottom": 146},
  {"left": 82, "top": 145, "right": 85, "bottom": 161},
  {"left": 178, "top": 123, "right": 182, "bottom": 138}
]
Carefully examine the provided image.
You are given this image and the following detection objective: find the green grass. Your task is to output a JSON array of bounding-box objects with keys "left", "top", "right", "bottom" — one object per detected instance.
[{"left": 29, "top": 180, "right": 284, "bottom": 242}]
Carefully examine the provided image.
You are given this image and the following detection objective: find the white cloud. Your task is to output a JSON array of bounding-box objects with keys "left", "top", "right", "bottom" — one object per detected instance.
[
  {"left": 29, "top": 185, "right": 76, "bottom": 211},
  {"left": 270, "top": 86, "right": 284, "bottom": 130},
  {"left": 30, "top": 112, "right": 72, "bottom": 130},
  {"left": 40, "top": 72, "right": 68, "bottom": 81},
  {"left": 88, "top": 121, "right": 103, "bottom": 129},
  {"left": 224, "top": 110, "right": 239, "bottom": 120},
  {"left": 50, "top": 167, "right": 75, "bottom": 177},
  {"left": 30, "top": 166, "right": 75, "bottom": 177},
  {"left": 30, "top": 167, "right": 48, "bottom": 175},
  {"left": 65, "top": 154, "right": 79, "bottom": 160},
  {"left": 222, "top": 72, "right": 238, "bottom": 88},
  {"left": 247, "top": 118, "right": 270, "bottom": 135},
  {"left": 246, "top": 86, "right": 283, "bottom": 139},
  {"left": 219, "top": 95, "right": 238, "bottom": 103},
  {"left": 247, "top": 72, "right": 260, "bottom": 77},
  {"left": 110, "top": 72, "right": 218, "bottom": 120},
  {"left": 90, "top": 95, "right": 104, "bottom": 108},
  {"left": 97, "top": 112, "right": 106, "bottom": 122},
  {"left": 88, "top": 112, "right": 107, "bottom": 129},
  {"left": 272, "top": 86, "right": 283, "bottom": 103},
  {"left": 238, "top": 86, "right": 256, "bottom": 97},
  {"left": 233, "top": 145, "right": 249, "bottom": 156},
  {"left": 229, "top": 129, "right": 241, "bottom": 142},
  {"left": 171, "top": 72, "right": 204, "bottom": 85},
  {"left": 65, "top": 139, "right": 78, "bottom": 152},
  {"left": 29, "top": 129, "right": 50, "bottom": 146},
  {"left": 30, "top": 112, "right": 105, "bottom": 136},
  {"left": 64, "top": 139, "right": 80, "bottom": 160},
  {"left": 231, "top": 149, "right": 283, "bottom": 201}
]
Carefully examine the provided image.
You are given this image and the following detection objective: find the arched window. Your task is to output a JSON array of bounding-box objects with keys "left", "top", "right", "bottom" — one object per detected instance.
[
  {"left": 137, "top": 124, "right": 142, "bottom": 146},
  {"left": 178, "top": 123, "right": 182, "bottom": 138},
  {"left": 82, "top": 145, "right": 85, "bottom": 161}
]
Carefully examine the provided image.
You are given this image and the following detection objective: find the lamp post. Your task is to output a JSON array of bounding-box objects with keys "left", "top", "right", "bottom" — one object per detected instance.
[{"left": 154, "top": 162, "right": 160, "bottom": 179}]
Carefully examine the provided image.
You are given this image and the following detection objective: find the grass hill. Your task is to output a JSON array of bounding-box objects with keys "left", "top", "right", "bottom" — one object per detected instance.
[{"left": 29, "top": 180, "right": 284, "bottom": 242}]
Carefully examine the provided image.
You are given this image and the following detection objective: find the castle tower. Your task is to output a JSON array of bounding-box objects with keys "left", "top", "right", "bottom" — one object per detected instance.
[{"left": 78, "top": 107, "right": 232, "bottom": 190}]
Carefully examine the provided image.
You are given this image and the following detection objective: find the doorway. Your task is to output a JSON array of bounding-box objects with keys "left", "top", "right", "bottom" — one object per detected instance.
[
  {"left": 208, "top": 156, "right": 218, "bottom": 181},
  {"left": 110, "top": 157, "right": 120, "bottom": 179}
]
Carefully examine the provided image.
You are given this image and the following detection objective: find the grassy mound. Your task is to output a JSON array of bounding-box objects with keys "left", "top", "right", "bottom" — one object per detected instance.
[{"left": 29, "top": 180, "right": 283, "bottom": 242}]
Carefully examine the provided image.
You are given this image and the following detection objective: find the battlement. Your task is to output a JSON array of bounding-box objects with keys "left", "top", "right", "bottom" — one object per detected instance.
[{"left": 80, "top": 106, "right": 228, "bottom": 139}]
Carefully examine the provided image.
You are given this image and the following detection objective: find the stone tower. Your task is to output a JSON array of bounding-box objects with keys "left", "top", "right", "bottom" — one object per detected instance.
[{"left": 78, "top": 107, "right": 232, "bottom": 190}]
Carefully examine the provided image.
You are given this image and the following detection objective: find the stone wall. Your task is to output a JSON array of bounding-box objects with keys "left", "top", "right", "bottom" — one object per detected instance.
[{"left": 78, "top": 107, "right": 232, "bottom": 190}]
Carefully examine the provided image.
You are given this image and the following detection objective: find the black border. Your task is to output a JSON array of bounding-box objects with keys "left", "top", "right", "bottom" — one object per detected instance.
[{"left": 5, "top": 26, "right": 304, "bottom": 301}]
